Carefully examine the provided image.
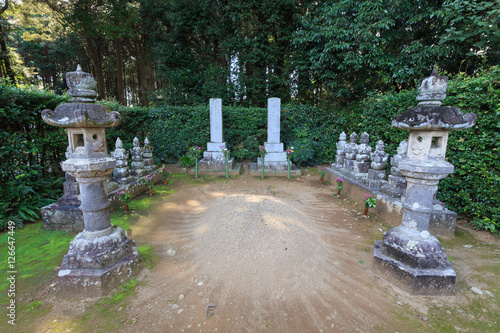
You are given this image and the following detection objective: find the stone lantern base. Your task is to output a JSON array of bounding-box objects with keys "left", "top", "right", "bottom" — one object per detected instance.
[
  {"left": 58, "top": 227, "right": 140, "bottom": 297},
  {"left": 373, "top": 228, "right": 456, "bottom": 295}
]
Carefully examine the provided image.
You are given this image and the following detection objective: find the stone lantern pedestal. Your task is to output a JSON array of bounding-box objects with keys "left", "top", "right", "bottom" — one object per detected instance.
[
  {"left": 373, "top": 70, "right": 476, "bottom": 295},
  {"left": 42, "top": 66, "right": 139, "bottom": 297}
]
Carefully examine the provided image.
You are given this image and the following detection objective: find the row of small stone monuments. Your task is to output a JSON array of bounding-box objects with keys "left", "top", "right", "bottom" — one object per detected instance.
[
  {"left": 41, "top": 135, "right": 162, "bottom": 232},
  {"left": 335, "top": 132, "right": 407, "bottom": 195},
  {"left": 331, "top": 130, "right": 457, "bottom": 238}
]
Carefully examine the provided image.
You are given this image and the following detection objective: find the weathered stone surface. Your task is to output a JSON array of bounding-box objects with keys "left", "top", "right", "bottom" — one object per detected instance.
[
  {"left": 142, "top": 137, "right": 158, "bottom": 172},
  {"left": 374, "top": 240, "right": 456, "bottom": 296},
  {"left": 374, "top": 69, "right": 476, "bottom": 295},
  {"left": 334, "top": 132, "right": 347, "bottom": 169},
  {"left": 343, "top": 133, "right": 357, "bottom": 176},
  {"left": 42, "top": 65, "right": 139, "bottom": 297},
  {"left": 130, "top": 137, "right": 147, "bottom": 177},
  {"left": 200, "top": 99, "right": 228, "bottom": 168},
  {"left": 393, "top": 106, "right": 477, "bottom": 131},
  {"left": 41, "top": 203, "right": 83, "bottom": 232},
  {"left": 260, "top": 98, "right": 289, "bottom": 171},
  {"left": 381, "top": 140, "right": 408, "bottom": 198}
]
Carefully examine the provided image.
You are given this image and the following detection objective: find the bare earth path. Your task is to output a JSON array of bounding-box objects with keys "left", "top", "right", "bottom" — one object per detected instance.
[
  {"left": 121, "top": 174, "right": 406, "bottom": 332},
  {"left": 28, "top": 171, "right": 500, "bottom": 333}
]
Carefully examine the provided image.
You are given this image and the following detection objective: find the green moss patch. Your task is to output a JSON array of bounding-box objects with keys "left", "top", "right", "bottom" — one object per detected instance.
[{"left": 0, "top": 223, "right": 73, "bottom": 305}]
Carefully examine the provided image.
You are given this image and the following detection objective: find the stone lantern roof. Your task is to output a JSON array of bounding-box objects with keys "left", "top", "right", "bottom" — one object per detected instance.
[
  {"left": 41, "top": 65, "right": 120, "bottom": 128},
  {"left": 392, "top": 69, "right": 476, "bottom": 131}
]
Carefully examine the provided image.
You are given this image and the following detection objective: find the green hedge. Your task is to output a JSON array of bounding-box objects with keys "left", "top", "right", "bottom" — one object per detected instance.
[{"left": 0, "top": 83, "right": 70, "bottom": 229}]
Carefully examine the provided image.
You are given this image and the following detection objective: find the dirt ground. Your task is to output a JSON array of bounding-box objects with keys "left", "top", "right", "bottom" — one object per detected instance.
[{"left": 22, "top": 169, "right": 500, "bottom": 332}]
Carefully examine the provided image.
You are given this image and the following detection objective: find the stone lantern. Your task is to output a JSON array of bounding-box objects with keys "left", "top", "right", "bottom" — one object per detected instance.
[
  {"left": 42, "top": 65, "right": 139, "bottom": 297},
  {"left": 373, "top": 69, "right": 476, "bottom": 295}
]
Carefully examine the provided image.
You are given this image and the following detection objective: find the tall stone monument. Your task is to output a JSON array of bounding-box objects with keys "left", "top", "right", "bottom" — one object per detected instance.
[
  {"left": 258, "top": 98, "right": 288, "bottom": 171},
  {"left": 374, "top": 69, "right": 476, "bottom": 295},
  {"left": 353, "top": 132, "right": 372, "bottom": 181},
  {"left": 41, "top": 65, "right": 139, "bottom": 297},
  {"left": 199, "top": 98, "right": 234, "bottom": 170},
  {"left": 142, "top": 137, "right": 158, "bottom": 172},
  {"left": 343, "top": 132, "right": 358, "bottom": 175}
]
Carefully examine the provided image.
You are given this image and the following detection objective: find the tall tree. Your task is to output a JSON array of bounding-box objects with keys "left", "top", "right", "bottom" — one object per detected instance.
[
  {"left": 0, "top": 0, "right": 16, "bottom": 83},
  {"left": 294, "top": 0, "right": 459, "bottom": 102}
]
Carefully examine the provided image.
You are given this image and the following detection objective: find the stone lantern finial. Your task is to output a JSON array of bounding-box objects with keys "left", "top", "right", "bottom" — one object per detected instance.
[
  {"left": 66, "top": 65, "right": 98, "bottom": 103},
  {"left": 416, "top": 68, "right": 448, "bottom": 106}
]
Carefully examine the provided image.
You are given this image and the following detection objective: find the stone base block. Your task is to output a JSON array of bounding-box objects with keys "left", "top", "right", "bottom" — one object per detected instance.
[
  {"left": 41, "top": 203, "right": 83, "bottom": 232},
  {"left": 130, "top": 169, "right": 147, "bottom": 177},
  {"left": 429, "top": 208, "right": 457, "bottom": 238},
  {"left": 368, "top": 179, "right": 387, "bottom": 188},
  {"left": 199, "top": 157, "right": 234, "bottom": 171},
  {"left": 107, "top": 180, "right": 119, "bottom": 193},
  {"left": 334, "top": 156, "right": 345, "bottom": 170},
  {"left": 353, "top": 161, "right": 370, "bottom": 174},
  {"left": 344, "top": 159, "right": 355, "bottom": 171},
  {"left": 58, "top": 245, "right": 140, "bottom": 298},
  {"left": 368, "top": 169, "right": 387, "bottom": 188},
  {"left": 250, "top": 163, "right": 301, "bottom": 177},
  {"left": 352, "top": 172, "right": 368, "bottom": 183},
  {"left": 190, "top": 162, "right": 241, "bottom": 177},
  {"left": 374, "top": 240, "right": 455, "bottom": 295},
  {"left": 145, "top": 165, "right": 158, "bottom": 172},
  {"left": 259, "top": 151, "right": 287, "bottom": 163},
  {"left": 203, "top": 151, "right": 225, "bottom": 161},
  {"left": 113, "top": 175, "right": 135, "bottom": 184},
  {"left": 264, "top": 142, "right": 284, "bottom": 152},
  {"left": 207, "top": 142, "right": 225, "bottom": 151},
  {"left": 257, "top": 157, "right": 288, "bottom": 171}
]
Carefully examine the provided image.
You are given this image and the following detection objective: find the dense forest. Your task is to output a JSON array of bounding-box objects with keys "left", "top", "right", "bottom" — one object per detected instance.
[{"left": 0, "top": 0, "right": 499, "bottom": 106}]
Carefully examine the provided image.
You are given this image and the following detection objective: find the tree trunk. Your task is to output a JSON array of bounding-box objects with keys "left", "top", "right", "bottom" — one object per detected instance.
[
  {"left": 116, "top": 38, "right": 126, "bottom": 105},
  {"left": 0, "top": 22, "right": 16, "bottom": 84},
  {"left": 85, "top": 36, "right": 105, "bottom": 100}
]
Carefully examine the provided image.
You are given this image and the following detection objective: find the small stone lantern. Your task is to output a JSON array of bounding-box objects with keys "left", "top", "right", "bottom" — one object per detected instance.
[
  {"left": 42, "top": 65, "right": 139, "bottom": 297},
  {"left": 374, "top": 69, "right": 476, "bottom": 295}
]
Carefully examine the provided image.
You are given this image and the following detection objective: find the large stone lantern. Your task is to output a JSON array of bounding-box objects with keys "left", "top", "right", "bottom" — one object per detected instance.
[
  {"left": 374, "top": 69, "right": 476, "bottom": 295},
  {"left": 42, "top": 65, "right": 139, "bottom": 297}
]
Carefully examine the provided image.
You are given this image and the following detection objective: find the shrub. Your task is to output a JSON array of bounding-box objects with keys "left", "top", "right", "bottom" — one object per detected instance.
[{"left": 0, "top": 83, "right": 69, "bottom": 230}]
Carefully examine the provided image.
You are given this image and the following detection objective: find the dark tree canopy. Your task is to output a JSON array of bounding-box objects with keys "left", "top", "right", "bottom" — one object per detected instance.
[{"left": 1, "top": 0, "right": 498, "bottom": 106}]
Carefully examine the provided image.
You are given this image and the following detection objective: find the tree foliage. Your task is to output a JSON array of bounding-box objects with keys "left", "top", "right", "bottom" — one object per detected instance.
[{"left": 1, "top": 0, "right": 498, "bottom": 106}]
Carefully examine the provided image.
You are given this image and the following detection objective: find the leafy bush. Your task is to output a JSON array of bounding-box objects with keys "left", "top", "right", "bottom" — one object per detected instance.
[
  {"left": 0, "top": 83, "right": 69, "bottom": 230},
  {"left": 178, "top": 155, "right": 194, "bottom": 167}
]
